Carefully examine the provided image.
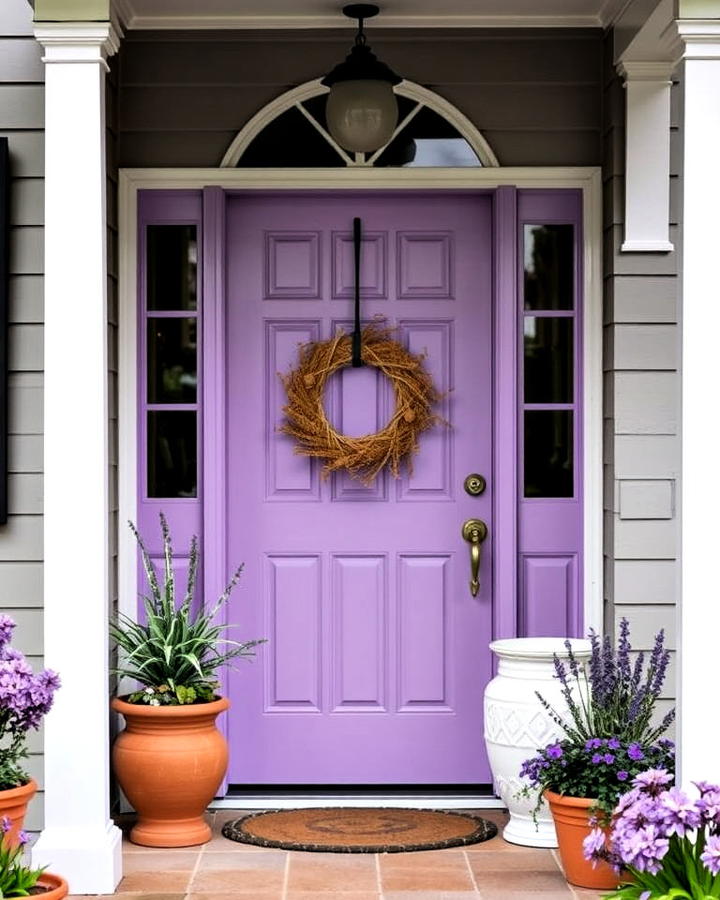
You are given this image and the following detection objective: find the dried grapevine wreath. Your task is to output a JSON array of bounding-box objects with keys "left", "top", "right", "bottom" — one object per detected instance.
[{"left": 280, "top": 324, "right": 442, "bottom": 484}]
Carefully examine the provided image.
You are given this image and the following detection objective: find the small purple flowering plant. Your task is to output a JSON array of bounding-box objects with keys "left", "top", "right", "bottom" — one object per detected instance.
[
  {"left": 0, "top": 815, "right": 47, "bottom": 897},
  {"left": 520, "top": 737, "right": 675, "bottom": 820},
  {"left": 0, "top": 615, "right": 60, "bottom": 789},
  {"left": 519, "top": 619, "right": 675, "bottom": 820},
  {"left": 584, "top": 771, "right": 720, "bottom": 899}
]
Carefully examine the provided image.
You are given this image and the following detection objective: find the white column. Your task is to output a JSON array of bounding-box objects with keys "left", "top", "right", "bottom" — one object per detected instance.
[
  {"left": 618, "top": 61, "right": 675, "bottom": 252},
  {"left": 677, "top": 21, "right": 720, "bottom": 786},
  {"left": 31, "top": 22, "right": 122, "bottom": 894}
]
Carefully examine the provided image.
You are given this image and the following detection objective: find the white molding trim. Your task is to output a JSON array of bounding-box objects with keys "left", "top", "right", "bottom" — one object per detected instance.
[
  {"left": 617, "top": 60, "right": 675, "bottom": 254},
  {"left": 118, "top": 164, "right": 604, "bottom": 641},
  {"left": 34, "top": 22, "right": 121, "bottom": 69},
  {"left": 115, "top": 10, "right": 614, "bottom": 30},
  {"left": 220, "top": 79, "right": 499, "bottom": 169},
  {"left": 677, "top": 26, "right": 720, "bottom": 787},
  {"left": 32, "top": 19, "right": 122, "bottom": 895},
  {"left": 583, "top": 168, "right": 604, "bottom": 635},
  {"left": 209, "top": 795, "right": 505, "bottom": 810}
]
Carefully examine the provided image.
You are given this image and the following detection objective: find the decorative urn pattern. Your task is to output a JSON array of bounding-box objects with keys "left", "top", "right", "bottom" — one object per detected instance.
[{"left": 484, "top": 638, "right": 591, "bottom": 848}]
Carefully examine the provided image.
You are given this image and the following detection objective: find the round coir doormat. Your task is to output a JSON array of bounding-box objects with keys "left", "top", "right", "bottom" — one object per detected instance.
[{"left": 222, "top": 807, "right": 498, "bottom": 853}]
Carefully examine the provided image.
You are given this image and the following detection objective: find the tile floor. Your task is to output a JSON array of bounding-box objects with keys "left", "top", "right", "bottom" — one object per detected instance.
[{"left": 69, "top": 809, "right": 607, "bottom": 900}]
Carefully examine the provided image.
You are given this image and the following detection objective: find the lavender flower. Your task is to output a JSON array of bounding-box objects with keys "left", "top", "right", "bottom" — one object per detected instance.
[
  {"left": 699, "top": 789, "right": 720, "bottom": 825},
  {"left": 633, "top": 769, "right": 674, "bottom": 793},
  {"left": 0, "top": 616, "right": 61, "bottom": 789},
  {"left": 659, "top": 787, "right": 702, "bottom": 837},
  {"left": 701, "top": 835, "right": 720, "bottom": 876},
  {"left": 628, "top": 743, "right": 645, "bottom": 762},
  {"left": 583, "top": 827, "right": 606, "bottom": 861}
]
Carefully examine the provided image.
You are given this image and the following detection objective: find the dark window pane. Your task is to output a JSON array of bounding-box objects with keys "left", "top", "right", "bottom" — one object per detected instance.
[
  {"left": 524, "top": 317, "right": 573, "bottom": 404},
  {"left": 147, "top": 318, "right": 197, "bottom": 404},
  {"left": 147, "top": 225, "right": 197, "bottom": 311},
  {"left": 524, "top": 410, "right": 573, "bottom": 498},
  {"left": 147, "top": 411, "right": 197, "bottom": 498},
  {"left": 374, "top": 105, "right": 480, "bottom": 168},
  {"left": 239, "top": 105, "right": 345, "bottom": 167},
  {"left": 524, "top": 224, "right": 574, "bottom": 310}
]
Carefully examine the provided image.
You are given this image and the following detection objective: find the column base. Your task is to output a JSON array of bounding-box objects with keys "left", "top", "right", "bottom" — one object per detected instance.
[{"left": 32, "top": 820, "right": 122, "bottom": 895}]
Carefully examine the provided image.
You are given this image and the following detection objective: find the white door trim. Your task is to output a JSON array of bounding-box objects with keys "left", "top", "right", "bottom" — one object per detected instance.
[{"left": 118, "top": 165, "right": 604, "bottom": 703}]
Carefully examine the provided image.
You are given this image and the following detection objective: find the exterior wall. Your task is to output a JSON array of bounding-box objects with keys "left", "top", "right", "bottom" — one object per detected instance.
[
  {"left": 602, "top": 31, "right": 679, "bottom": 720},
  {"left": 117, "top": 28, "right": 604, "bottom": 167},
  {"left": 0, "top": 0, "right": 45, "bottom": 832}
]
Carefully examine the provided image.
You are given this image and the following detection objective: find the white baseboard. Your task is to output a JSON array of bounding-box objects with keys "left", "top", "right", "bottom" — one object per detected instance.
[{"left": 209, "top": 794, "right": 505, "bottom": 810}]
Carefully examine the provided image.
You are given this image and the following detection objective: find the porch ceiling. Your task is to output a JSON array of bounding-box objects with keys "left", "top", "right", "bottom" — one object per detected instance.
[{"left": 114, "top": 0, "right": 628, "bottom": 30}]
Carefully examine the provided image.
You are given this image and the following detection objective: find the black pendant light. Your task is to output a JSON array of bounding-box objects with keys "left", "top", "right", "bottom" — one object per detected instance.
[{"left": 322, "top": 4, "right": 403, "bottom": 154}]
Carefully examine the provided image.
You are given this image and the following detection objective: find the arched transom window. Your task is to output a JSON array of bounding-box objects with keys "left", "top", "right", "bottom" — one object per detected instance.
[{"left": 221, "top": 79, "right": 499, "bottom": 168}]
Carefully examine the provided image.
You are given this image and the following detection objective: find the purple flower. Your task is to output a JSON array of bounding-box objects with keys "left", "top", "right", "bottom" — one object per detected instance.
[
  {"left": 659, "top": 787, "right": 702, "bottom": 837},
  {"left": 592, "top": 753, "right": 603, "bottom": 764},
  {"left": 17, "top": 830, "right": 28, "bottom": 846},
  {"left": 583, "top": 827, "right": 606, "bottom": 862},
  {"left": 698, "top": 789, "right": 720, "bottom": 825},
  {"left": 607, "top": 737, "right": 621, "bottom": 750},
  {"left": 634, "top": 769, "right": 674, "bottom": 794},
  {"left": 628, "top": 743, "right": 645, "bottom": 762},
  {"left": 604, "top": 753, "right": 615, "bottom": 764},
  {"left": 0, "top": 616, "right": 15, "bottom": 647},
  {"left": 546, "top": 743, "right": 563, "bottom": 760},
  {"left": 701, "top": 835, "right": 720, "bottom": 876},
  {"left": 617, "top": 771, "right": 629, "bottom": 781},
  {"left": 0, "top": 817, "right": 10, "bottom": 834},
  {"left": 585, "top": 738, "right": 603, "bottom": 751},
  {"left": 694, "top": 780, "right": 719, "bottom": 796}
]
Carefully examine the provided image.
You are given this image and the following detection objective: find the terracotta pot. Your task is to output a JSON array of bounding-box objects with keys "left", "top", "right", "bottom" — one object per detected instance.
[
  {"left": 0, "top": 778, "right": 37, "bottom": 846},
  {"left": 111, "top": 696, "right": 229, "bottom": 848},
  {"left": 545, "top": 790, "right": 620, "bottom": 890},
  {"left": 33, "top": 872, "right": 69, "bottom": 899}
]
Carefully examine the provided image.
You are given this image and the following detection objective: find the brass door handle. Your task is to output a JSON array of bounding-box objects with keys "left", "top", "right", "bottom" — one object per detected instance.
[{"left": 461, "top": 518, "right": 488, "bottom": 597}]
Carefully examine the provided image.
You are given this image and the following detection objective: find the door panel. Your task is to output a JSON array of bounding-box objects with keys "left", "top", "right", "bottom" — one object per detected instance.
[{"left": 226, "top": 192, "right": 493, "bottom": 784}]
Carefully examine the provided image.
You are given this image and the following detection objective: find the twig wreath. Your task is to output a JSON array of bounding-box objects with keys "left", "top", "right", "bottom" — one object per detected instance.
[{"left": 280, "top": 323, "right": 443, "bottom": 484}]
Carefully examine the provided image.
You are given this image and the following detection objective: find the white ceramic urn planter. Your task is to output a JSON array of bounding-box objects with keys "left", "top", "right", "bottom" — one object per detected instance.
[{"left": 484, "top": 637, "right": 591, "bottom": 848}]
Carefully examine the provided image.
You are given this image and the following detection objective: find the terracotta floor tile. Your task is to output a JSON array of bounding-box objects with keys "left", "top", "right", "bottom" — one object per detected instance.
[
  {"left": 116, "top": 871, "right": 192, "bottom": 893},
  {"left": 195, "top": 849, "right": 287, "bottom": 871},
  {"left": 122, "top": 851, "right": 199, "bottom": 872},
  {"left": 381, "top": 892, "right": 479, "bottom": 900},
  {"left": 71, "top": 895, "right": 187, "bottom": 900},
  {"left": 187, "top": 893, "right": 284, "bottom": 900},
  {"left": 286, "top": 893, "right": 380, "bottom": 900},
  {"left": 473, "top": 868, "right": 573, "bottom": 893},
  {"left": 287, "top": 852, "right": 378, "bottom": 892},
  {"left": 467, "top": 848, "right": 559, "bottom": 873},
  {"left": 379, "top": 851, "right": 474, "bottom": 893},
  {"left": 190, "top": 851, "right": 286, "bottom": 893}
]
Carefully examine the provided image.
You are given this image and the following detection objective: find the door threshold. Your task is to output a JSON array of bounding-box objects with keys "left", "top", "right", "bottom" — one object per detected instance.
[{"left": 211, "top": 789, "right": 505, "bottom": 810}]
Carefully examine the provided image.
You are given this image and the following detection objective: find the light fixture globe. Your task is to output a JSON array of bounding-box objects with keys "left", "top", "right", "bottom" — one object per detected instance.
[{"left": 322, "top": 4, "right": 403, "bottom": 154}]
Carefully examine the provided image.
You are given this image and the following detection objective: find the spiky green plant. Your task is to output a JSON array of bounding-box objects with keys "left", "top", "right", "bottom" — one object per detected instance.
[{"left": 111, "top": 514, "right": 265, "bottom": 705}]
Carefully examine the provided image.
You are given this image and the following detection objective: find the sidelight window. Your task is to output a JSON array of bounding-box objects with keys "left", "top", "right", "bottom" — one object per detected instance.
[
  {"left": 143, "top": 224, "right": 199, "bottom": 499},
  {"left": 522, "top": 223, "right": 578, "bottom": 499}
]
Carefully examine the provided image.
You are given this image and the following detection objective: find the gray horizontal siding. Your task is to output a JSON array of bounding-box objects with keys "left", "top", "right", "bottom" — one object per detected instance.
[
  {"left": 117, "top": 28, "right": 603, "bottom": 168},
  {"left": 1, "top": 0, "right": 45, "bottom": 828},
  {"left": 602, "top": 30, "right": 679, "bottom": 714}
]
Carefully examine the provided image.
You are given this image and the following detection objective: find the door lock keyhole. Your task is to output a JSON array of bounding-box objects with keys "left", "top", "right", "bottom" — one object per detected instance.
[{"left": 464, "top": 473, "right": 486, "bottom": 496}]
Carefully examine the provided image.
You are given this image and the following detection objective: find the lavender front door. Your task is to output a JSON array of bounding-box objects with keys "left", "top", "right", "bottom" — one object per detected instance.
[{"left": 226, "top": 192, "right": 493, "bottom": 784}]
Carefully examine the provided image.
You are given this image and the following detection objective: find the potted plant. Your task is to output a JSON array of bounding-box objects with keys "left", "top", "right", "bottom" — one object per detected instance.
[
  {"left": 585, "top": 770, "right": 720, "bottom": 899},
  {"left": 0, "top": 816, "right": 67, "bottom": 898},
  {"left": 0, "top": 616, "right": 60, "bottom": 844},
  {"left": 519, "top": 619, "right": 675, "bottom": 890},
  {"left": 110, "top": 514, "right": 265, "bottom": 848}
]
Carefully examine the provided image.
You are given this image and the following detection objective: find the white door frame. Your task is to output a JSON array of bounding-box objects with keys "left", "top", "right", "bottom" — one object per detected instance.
[{"left": 118, "top": 166, "right": 603, "bottom": 805}]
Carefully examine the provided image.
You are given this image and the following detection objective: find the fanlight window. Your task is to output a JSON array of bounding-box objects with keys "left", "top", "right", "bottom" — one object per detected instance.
[{"left": 221, "top": 80, "right": 498, "bottom": 169}]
